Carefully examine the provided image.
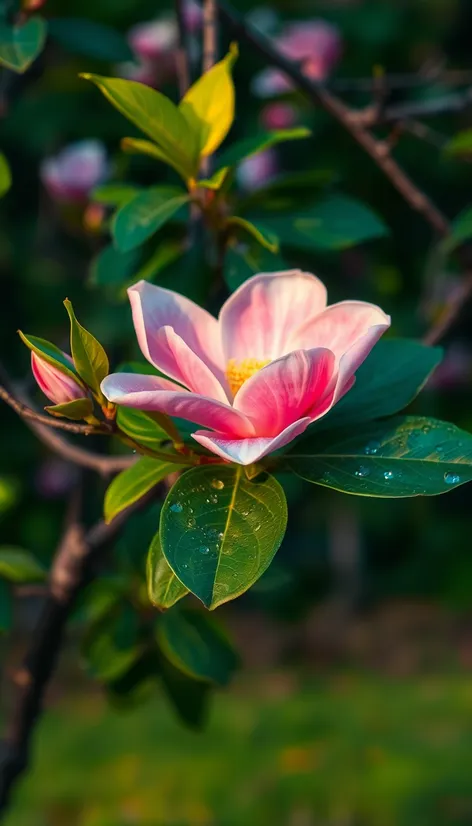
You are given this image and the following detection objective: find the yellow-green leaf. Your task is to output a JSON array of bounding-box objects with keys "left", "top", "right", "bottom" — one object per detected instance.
[
  {"left": 64, "top": 300, "right": 109, "bottom": 399},
  {"left": 0, "top": 16, "right": 47, "bottom": 73},
  {"left": 121, "top": 137, "right": 190, "bottom": 182},
  {"left": 179, "top": 45, "right": 238, "bottom": 157},
  {"left": 0, "top": 152, "right": 11, "bottom": 197},
  {"left": 147, "top": 532, "right": 188, "bottom": 610},
  {"left": 45, "top": 397, "right": 94, "bottom": 420},
  {"left": 227, "top": 216, "right": 279, "bottom": 253},
  {"left": 104, "top": 457, "right": 184, "bottom": 524}
]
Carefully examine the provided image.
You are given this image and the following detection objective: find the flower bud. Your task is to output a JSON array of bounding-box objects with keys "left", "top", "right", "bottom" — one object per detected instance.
[
  {"left": 40, "top": 140, "right": 109, "bottom": 204},
  {"left": 31, "top": 351, "right": 85, "bottom": 405}
]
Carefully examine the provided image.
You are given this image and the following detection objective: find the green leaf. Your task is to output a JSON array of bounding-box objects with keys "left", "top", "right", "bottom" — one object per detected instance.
[
  {"left": 287, "top": 416, "right": 472, "bottom": 497},
  {"left": 314, "top": 339, "right": 442, "bottom": 432},
  {"left": 157, "top": 607, "right": 239, "bottom": 686},
  {"left": 116, "top": 406, "right": 168, "bottom": 451},
  {"left": 0, "top": 579, "right": 11, "bottom": 634},
  {"left": 45, "top": 397, "right": 94, "bottom": 420},
  {"left": 89, "top": 244, "right": 140, "bottom": 287},
  {"left": 91, "top": 182, "right": 141, "bottom": 207},
  {"left": 107, "top": 652, "right": 160, "bottom": 708},
  {"left": 112, "top": 187, "right": 189, "bottom": 253},
  {"left": 160, "top": 657, "right": 211, "bottom": 729},
  {"left": 199, "top": 166, "right": 231, "bottom": 190},
  {"left": 227, "top": 216, "right": 279, "bottom": 253},
  {"left": 218, "top": 127, "right": 311, "bottom": 169},
  {"left": 261, "top": 194, "right": 389, "bottom": 251},
  {"left": 0, "top": 547, "right": 46, "bottom": 583},
  {"left": 104, "top": 457, "right": 181, "bottom": 524},
  {"left": 147, "top": 532, "right": 188, "bottom": 610},
  {"left": 161, "top": 466, "right": 288, "bottom": 609},
  {"left": 82, "top": 603, "right": 142, "bottom": 682},
  {"left": 121, "top": 137, "right": 189, "bottom": 181},
  {"left": 81, "top": 74, "right": 200, "bottom": 179},
  {"left": 18, "top": 331, "right": 80, "bottom": 384},
  {"left": 48, "top": 18, "right": 134, "bottom": 62},
  {"left": 444, "top": 129, "right": 472, "bottom": 157},
  {"left": 64, "top": 299, "right": 109, "bottom": 398},
  {"left": 224, "top": 241, "right": 287, "bottom": 291},
  {"left": 0, "top": 16, "right": 46, "bottom": 73},
  {"left": 443, "top": 205, "right": 472, "bottom": 253},
  {"left": 128, "top": 240, "right": 183, "bottom": 288},
  {"left": 179, "top": 45, "right": 237, "bottom": 157},
  {"left": 0, "top": 152, "right": 11, "bottom": 197}
]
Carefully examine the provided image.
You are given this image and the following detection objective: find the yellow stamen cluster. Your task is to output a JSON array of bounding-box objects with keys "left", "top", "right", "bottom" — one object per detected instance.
[{"left": 226, "top": 358, "right": 270, "bottom": 396}]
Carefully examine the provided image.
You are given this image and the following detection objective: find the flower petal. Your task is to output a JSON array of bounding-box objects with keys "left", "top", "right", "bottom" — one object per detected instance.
[
  {"left": 334, "top": 324, "right": 387, "bottom": 402},
  {"left": 101, "top": 373, "right": 255, "bottom": 437},
  {"left": 289, "top": 300, "right": 390, "bottom": 358},
  {"left": 128, "top": 280, "right": 225, "bottom": 382},
  {"left": 192, "top": 418, "right": 312, "bottom": 465},
  {"left": 151, "top": 326, "right": 228, "bottom": 401},
  {"left": 234, "top": 348, "right": 336, "bottom": 437},
  {"left": 219, "top": 270, "right": 327, "bottom": 363}
]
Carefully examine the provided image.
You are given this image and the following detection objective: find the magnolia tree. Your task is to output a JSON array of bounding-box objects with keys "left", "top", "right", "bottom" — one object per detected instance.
[{"left": 1, "top": 0, "right": 472, "bottom": 811}]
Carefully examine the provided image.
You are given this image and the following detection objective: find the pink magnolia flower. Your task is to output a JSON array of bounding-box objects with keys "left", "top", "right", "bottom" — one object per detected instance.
[
  {"left": 40, "top": 140, "right": 109, "bottom": 203},
  {"left": 31, "top": 352, "right": 85, "bottom": 405},
  {"left": 128, "top": 18, "right": 177, "bottom": 63},
  {"left": 252, "top": 20, "right": 342, "bottom": 98},
  {"left": 236, "top": 148, "right": 278, "bottom": 192},
  {"left": 101, "top": 272, "right": 390, "bottom": 465}
]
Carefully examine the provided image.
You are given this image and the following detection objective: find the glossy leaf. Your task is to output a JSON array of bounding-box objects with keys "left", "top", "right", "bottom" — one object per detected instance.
[
  {"left": 81, "top": 74, "right": 200, "bottom": 179},
  {"left": 218, "top": 127, "right": 311, "bottom": 169},
  {"left": 104, "top": 457, "right": 182, "bottom": 524},
  {"left": 49, "top": 18, "right": 134, "bottom": 62},
  {"left": 223, "top": 242, "right": 287, "bottom": 291},
  {"left": 147, "top": 532, "right": 188, "bottom": 610},
  {"left": 82, "top": 603, "right": 142, "bottom": 682},
  {"left": 227, "top": 216, "right": 279, "bottom": 253},
  {"left": 18, "top": 332, "right": 80, "bottom": 384},
  {"left": 112, "top": 187, "right": 189, "bottom": 253},
  {"left": 121, "top": 137, "right": 188, "bottom": 181},
  {"left": 0, "top": 547, "right": 46, "bottom": 583},
  {"left": 261, "top": 195, "right": 389, "bottom": 250},
  {"left": 0, "top": 152, "right": 11, "bottom": 197},
  {"left": 116, "top": 406, "right": 168, "bottom": 450},
  {"left": 129, "top": 240, "right": 183, "bottom": 288},
  {"left": 314, "top": 339, "right": 442, "bottom": 432},
  {"left": 89, "top": 244, "right": 140, "bottom": 287},
  {"left": 0, "top": 16, "right": 46, "bottom": 73},
  {"left": 64, "top": 299, "right": 109, "bottom": 398},
  {"left": 179, "top": 45, "right": 237, "bottom": 157},
  {"left": 199, "top": 166, "right": 231, "bottom": 190},
  {"left": 161, "top": 466, "right": 288, "bottom": 609},
  {"left": 45, "top": 397, "right": 94, "bottom": 420},
  {"left": 160, "top": 656, "right": 211, "bottom": 729},
  {"left": 0, "top": 579, "right": 11, "bottom": 633},
  {"left": 288, "top": 416, "right": 472, "bottom": 497},
  {"left": 91, "top": 183, "right": 141, "bottom": 207},
  {"left": 157, "top": 607, "right": 239, "bottom": 686}
]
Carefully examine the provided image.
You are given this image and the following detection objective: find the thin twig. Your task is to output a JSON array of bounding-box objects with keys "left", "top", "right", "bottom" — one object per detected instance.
[
  {"left": 331, "top": 68, "right": 472, "bottom": 93},
  {"left": 0, "top": 385, "right": 111, "bottom": 435},
  {"left": 175, "top": 0, "right": 191, "bottom": 96},
  {"left": 423, "top": 274, "right": 472, "bottom": 345},
  {"left": 353, "top": 87, "right": 472, "bottom": 127},
  {"left": 218, "top": 0, "right": 450, "bottom": 237},
  {"left": 203, "top": 0, "right": 218, "bottom": 75}
]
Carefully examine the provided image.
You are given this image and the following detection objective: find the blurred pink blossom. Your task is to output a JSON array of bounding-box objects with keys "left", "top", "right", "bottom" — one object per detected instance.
[
  {"left": 427, "top": 343, "right": 472, "bottom": 390},
  {"left": 260, "top": 102, "right": 299, "bottom": 130},
  {"left": 183, "top": 0, "right": 202, "bottom": 32},
  {"left": 252, "top": 20, "right": 342, "bottom": 98},
  {"left": 236, "top": 148, "right": 278, "bottom": 192},
  {"left": 31, "top": 352, "right": 85, "bottom": 405},
  {"left": 40, "top": 140, "right": 109, "bottom": 203}
]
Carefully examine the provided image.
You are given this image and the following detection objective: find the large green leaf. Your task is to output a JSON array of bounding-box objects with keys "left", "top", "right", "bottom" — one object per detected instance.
[
  {"left": 160, "top": 657, "right": 211, "bottom": 729},
  {"left": 224, "top": 242, "right": 287, "bottom": 292},
  {"left": 0, "top": 16, "right": 46, "bottom": 73},
  {"left": 112, "top": 188, "right": 189, "bottom": 253},
  {"left": 121, "top": 137, "right": 188, "bottom": 181},
  {"left": 227, "top": 216, "right": 279, "bottom": 253},
  {"left": 64, "top": 299, "right": 109, "bottom": 398},
  {"left": 81, "top": 74, "right": 200, "bottom": 179},
  {"left": 107, "top": 652, "right": 160, "bottom": 709},
  {"left": 104, "top": 457, "right": 181, "bottom": 524},
  {"left": 288, "top": 416, "right": 472, "bottom": 497},
  {"left": 0, "top": 547, "right": 46, "bottom": 583},
  {"left": 91, "top": 183, "right": 141, "bottom": 207},
  {"left": 18, "top": 331, "right": 80, "bottom": 384},
  {"left": 0, "top": 579, "right": 11, "bottom": 633},
  {"left": 89, "top": 244, "right": 140, "bottom": 287},
  {"left": 314, "top": 339, "right": 442, "bottom": 433},
  {"left": 261, "top": 195, "right": 389, "bottom": 251},
  {"left": 218, "top": 127, "right": 311, "bottom": 169},
  {"left": 179, "top": 46, "right": 237, "bottom": 157},
  {"left": 0, "top": 152, "right": 11, "bottom": 198},
  {"left": 147, "top": 532, "right": 188, "bottom": 610},
  {"left": 82, "top": 603, "right": 142, "bottom": 682},
  {"left": 157, "top": 607, "right": 239, "bottom": 686},
  {"left": 49, "top": 18, "right": 134, "bottom": 62},
  {"left": 116, "top": 407, "right": 168, "bottom": 451},
  {"left": 160, "top": 466, "right": 288, "bottom": 609}
]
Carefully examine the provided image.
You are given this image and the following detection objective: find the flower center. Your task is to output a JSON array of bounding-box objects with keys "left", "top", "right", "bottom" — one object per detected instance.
[{"left": 226, "top": 358, "right": 270, "bottom": 396}]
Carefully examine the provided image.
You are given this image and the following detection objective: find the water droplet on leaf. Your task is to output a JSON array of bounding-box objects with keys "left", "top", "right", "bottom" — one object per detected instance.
[
  {"left": 383, "top": 470, "right": 394, "bottom": 480},
  {"left": 199, "top": 546, "right": 210, "bottom": 555},
  {"left": 211, "top": 478, "right": 225, "bottom": 490},
  {"left": 354, "top": 466, "right": 370, "bottom": 478},
  {"left": 364, "top": 441, "right": 380, "bottom": 455},
  {"left": 444, "top": 471, "right": 460, "bottom": 485},
  {"left": 170, "top": 502, "right": 183, "bottom": 513}
]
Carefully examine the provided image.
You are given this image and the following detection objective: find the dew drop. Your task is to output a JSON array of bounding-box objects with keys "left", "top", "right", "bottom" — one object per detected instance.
[
  {"left": 209, "top": 493, "right": 218, "bottom": 504},
  {"left": 383, "top": 470, "right": 394, "bottom": 480},
  {"left": 254, "top": 524, "right": 261, "bottom": 532},
  {"left": 170, "top": 502, "right": 183, "bottom": 513},
  {"left": 422, "top": 425, "right": 431, "bottom": 434},
  {"left": 444, "top": 471, "right": 460, "bottom": 485},
  {"left": 211, "top": 478, "right": 225, "bottom": 490},
  {"left": 199, "top": 546, "right": 210, "bottom": 555},
  {"left": 435, "top": 445, "right": 445, "bottom": 453},
  {"left": 355, "top": 466, "right": 370, "bottom": 478},
  {"left": 186, "top": 517, "right": 196, "bottom": 528},
  {"left": 364, "top": 440, "right": 380, "bottom": 455}
]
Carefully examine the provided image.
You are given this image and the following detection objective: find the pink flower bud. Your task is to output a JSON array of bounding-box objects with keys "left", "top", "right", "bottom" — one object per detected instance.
[
  {"left": 40, "top": 140, "right": 109, "bottom": 204},
  {"left": 31, "top": 352, "right": 85, "bottom": 405},
  {"left": 260, "top": 102, "right": 299, "bottom": 130},
  {"left": 236, "top": 148, "right": 278, "bottom": 192}
]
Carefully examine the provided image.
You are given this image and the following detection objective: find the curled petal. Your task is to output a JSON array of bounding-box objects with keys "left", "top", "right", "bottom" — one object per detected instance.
[
  {"left": 31, "top": 352, "right": 84, "bottom": 405},
  {"left": 289, "top": 300, "right": 390, "bottom": 359},
  {"left": 101, "top": 373, "right": 255, "bottom": 437},
  {"left": 192, "top": 418, "right": 312, "bottom": 465},
  {"left": 219, "top": 270, "right": 327, "bottom": 364},
  {"left": 151, "top": 326, "right": 228, "bottom": 401}
]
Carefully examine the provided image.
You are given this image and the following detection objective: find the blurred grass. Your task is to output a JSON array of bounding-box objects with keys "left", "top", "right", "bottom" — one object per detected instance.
[{"left": 5, "top": 671, "right": 472, "bottom": 826}]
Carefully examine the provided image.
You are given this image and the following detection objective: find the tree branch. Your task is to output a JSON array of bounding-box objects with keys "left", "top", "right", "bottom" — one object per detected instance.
[
  {"left": 0, "top": 385, "right": 111, "bottom": 435},
  {"left": 203, "top": 0, "right": 218, "bottom": 75},
  {"left": 353, "top": 86, "right": 472, "bottom": 127}
]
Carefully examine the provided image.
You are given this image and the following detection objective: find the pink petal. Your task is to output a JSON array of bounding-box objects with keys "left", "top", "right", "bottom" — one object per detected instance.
[
  {"left": 289, "top": 300, "right": 390, "bottom": 359},
  {"left": 151, "top": 326, "right": 228, "bottom": 402},
  {"left": 334, "top": 325, "right": 387, "bottom": 402},
  {"left": 234, "top": 348, "right": 336, "bottom": 437},
  {"left": 128, "top": 280, "right": 225, "bottom": 384},
  {"left": 219, "top": 270, "right": 327, "bottom": 364},
  {"left": 101, "top": 373, "right": 255, "bottom": 437},
  {"left": 192, "top": 418, "right": 312, "bottom": 465}
]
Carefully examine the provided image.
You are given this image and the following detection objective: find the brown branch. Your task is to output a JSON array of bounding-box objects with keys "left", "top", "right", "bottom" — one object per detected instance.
[
  {"left": 423, "top": 274, "right": 472, "bottom": 346},
  {"left": 331, "top": 68, "right": 472, "bottom": 93},
  {"left": 203, "top": 0, "right": 218, "bottom": 75},
  {"left": 0, "top": 385, "right": 110, "bottom": 435},
  {"left": 175, "top": 0, "right": 191, "bottom": 96},
  {"left": 353, "top": 87, "right": 472, "bottom": 127},
  {"left": 0, "top": 492, "right": 155, "bottom": 813}
]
